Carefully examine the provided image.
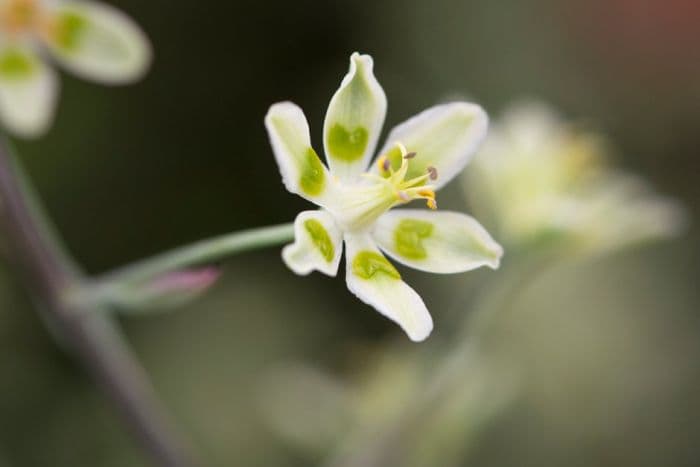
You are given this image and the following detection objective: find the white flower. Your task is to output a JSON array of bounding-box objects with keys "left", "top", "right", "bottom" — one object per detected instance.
[
  {"left": 465, "top": 100, "right": 686, "bottom": 254},
  {"left": 0, "top": 0, "right": 151, "bottom": 137},
  {"left": 265, "top": 53, "right": 503, "bottom": 342}
]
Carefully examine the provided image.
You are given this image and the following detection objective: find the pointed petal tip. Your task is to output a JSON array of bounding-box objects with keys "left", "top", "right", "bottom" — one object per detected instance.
[
  {"left": 350, "top": 52, "right": 374, "bottom": 68},
  {"left": 487, "top": 243, "right": 505, "bottom": 270},
  {"left": 265, "top": 101, "right": 299, "bottom": 120},
  {"left": 281, "top": 244, "right": 312, "bottom": 276},
  {"left": 406, "top": 320, "right": 433, "bottom": 342}
]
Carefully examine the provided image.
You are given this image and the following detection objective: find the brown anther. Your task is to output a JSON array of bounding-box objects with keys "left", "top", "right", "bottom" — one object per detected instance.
[
  {"left": 427, "top": 166, "right": 438, "bottom": 181},
  {"left": 403, "top": 151, "right": 417, "bottom": 159},
  {"left": 382, "top": 157, "right": 391, "bottom": 172}
]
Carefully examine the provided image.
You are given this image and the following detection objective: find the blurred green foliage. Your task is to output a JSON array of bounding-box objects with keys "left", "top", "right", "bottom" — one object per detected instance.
[{"left": 2, "top": 0, "right": 699, "bottom": 466}]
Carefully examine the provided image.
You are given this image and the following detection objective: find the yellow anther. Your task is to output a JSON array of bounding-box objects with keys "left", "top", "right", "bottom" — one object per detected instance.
[{"left": 415, "top": 188, "right": 437, "bottom": 209}]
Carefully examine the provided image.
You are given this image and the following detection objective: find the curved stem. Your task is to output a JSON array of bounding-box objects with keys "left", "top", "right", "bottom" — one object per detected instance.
[
  {"left": 0, "top": 139, "right": 199, "bottom": 467},
  {"left": 93, "top": 222, "right": 295, "bottom": 289}
]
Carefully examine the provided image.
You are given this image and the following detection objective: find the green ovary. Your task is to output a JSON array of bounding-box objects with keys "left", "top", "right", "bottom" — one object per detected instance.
[
  {"left": 54, "top": 10, "right": 89, "bottom": 51},
  {"left": 352, "top": 251, "right": 400, "bottom": 281},
  {"left": 299, "top": 148, "right": 326, "bottom": 196},
  {"left": 327, "top": 124, "right": 368, "bottom": 162},
  {"left": 304, "top": 219, "right": 334, "bottom": 262},
  {"left": 395, "top": 219, "right": 434, "bottom": 259},
  {"left": 0, "top": 49, "right": 34, "bottom": 80}
]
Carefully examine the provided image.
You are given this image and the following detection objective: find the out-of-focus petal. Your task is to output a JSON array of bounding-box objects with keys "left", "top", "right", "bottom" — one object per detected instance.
[
  {"left": 44, "top": 0, "right": 151, "bottom": 84},
  {"left": 0, "top": 45, "right": 57, "bottom": 137}
]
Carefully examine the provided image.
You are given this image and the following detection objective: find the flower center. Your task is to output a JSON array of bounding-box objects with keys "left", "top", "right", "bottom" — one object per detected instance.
[
  {"left": 332, "top": 143, "right": 438, "bottom": 232},
  {"left": 0, "top": 0, "right": 41, "bottom": 36}
]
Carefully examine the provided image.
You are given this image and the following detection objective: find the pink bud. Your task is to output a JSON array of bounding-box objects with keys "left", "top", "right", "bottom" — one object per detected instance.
[{"left": 149, "top": 266, "right": 221, "bottom": 294}]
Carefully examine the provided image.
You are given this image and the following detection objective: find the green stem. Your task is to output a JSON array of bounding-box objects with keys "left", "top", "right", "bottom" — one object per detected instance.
[{"left": 93, "top": 222, "right": 295, "bottom": 288}]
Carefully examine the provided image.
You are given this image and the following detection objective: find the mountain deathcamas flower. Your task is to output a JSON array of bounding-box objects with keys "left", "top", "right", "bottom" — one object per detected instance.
[{"left": 265, "top": 53, "right": 503, "bottom": 341}]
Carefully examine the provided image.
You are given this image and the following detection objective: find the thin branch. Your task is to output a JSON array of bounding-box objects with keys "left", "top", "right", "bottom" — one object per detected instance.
[{"left": 0, "top": 138, "right": 198, "bottom": 467}]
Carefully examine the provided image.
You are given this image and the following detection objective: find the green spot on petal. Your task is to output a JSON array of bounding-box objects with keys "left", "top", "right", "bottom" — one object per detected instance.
[
  {"left": 395, "top": 219, "right": 434, "bottom": 259},
  {"left": 54, "top": 10, "right": 89, "bottom": 52},
  {"left": 304, "top": 219, "right": 334, "bottom": 262},
  {"left": 0, "top": 49, "right": 35, "bottom": 80},
  {"left": 299, "top": 148, "right": 326, "bottom": 196},
  {"left": 352, "top": 251, "right": 400, "bottom": 281},
  {"left": 384, "top": 145, "right": 404, "bottom": 172},
  {"left": 327, "top": 124, "right": 368, "bottom": 162}
]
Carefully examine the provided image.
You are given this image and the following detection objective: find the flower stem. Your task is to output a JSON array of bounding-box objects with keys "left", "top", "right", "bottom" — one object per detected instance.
[
  {"left": 0, "top": 138, "right": 199, "bottom": 467},
  {"left": 93, "top": 222, "right": 295, "bottom": 289}
]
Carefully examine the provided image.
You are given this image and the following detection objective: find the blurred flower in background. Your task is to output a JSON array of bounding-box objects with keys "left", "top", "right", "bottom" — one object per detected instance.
[
  {"left": 0, "top": 0, "right": 150, "bottom": 137},
  {"left": 463, "top": 101, "right": 686, "bottom": 255}
]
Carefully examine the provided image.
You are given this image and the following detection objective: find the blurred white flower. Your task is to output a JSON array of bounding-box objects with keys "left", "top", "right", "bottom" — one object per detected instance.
[
  {"left": 464, "top": 101, "right": 685, "bottom": 254},
  {"left": 265, "top": 52, "right": 503, "bottom": 342},
  {"left": 0, "top": 0, "right": 151, "bottom": 137}
]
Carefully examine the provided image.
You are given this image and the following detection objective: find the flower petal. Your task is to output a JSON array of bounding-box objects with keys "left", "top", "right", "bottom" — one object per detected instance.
[
  {"left": 323, "top": 52, "right": 387, "bottom": 182},
  {"left": 375, "top": 102, "right": 488, "bottom": 190},
  {"left": 266, "top": 102, "right": 334, "bottom": 206},
  {"left": 283, "top": 210, "right": 343, "bottom": 277},
  {"left": 372, "top": 209, "right": 503, "bottom": 273},
  {"left": 0, "top": 46, "right": 58, "bottom": 137},
  {"left": 43, "top": 0, "right": 151, "bottom": 84},
  {"left": 344, "top": 233, "right": 432, "bottom": 342}
]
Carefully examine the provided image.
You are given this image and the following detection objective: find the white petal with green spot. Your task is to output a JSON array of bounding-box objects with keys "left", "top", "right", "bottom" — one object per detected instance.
[
  {"left": 344, "top": 233, "right": 432, "bottom": 342},
  {"left": 44, "top": 0, "right": 151, "bottom": 84},
  {"left": 283, "top": 210, "right": 343, "bottom": 277},
  {"left": 0, "top": 46, "right": 58, "bottom": 137},
  {"left": 375, "top": 102, "right": 488, "bottom": 190},
  {"left": 323, "top": 52, "right": 386, "bottom": 182},
  {"left": 372, "top": 209, "right": 503, "bottom": 273},
  {"left": 265, "top": 102, "right": 333, "bottom": 206}
]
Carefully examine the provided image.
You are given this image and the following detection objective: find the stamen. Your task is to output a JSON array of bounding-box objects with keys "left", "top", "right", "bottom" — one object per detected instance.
[
  {"left": 416, "top": 188, "right": 437, "bottom": 209},
  {"left": 417, "top": 188, "right": 435, "bottom": 198},
  {"left": 427, "top": 166, "right": 438, "bottom": 181},
  {"left": 382, "top": 157, "right": 391, "bottom": 172},
  {"left": 342, "top": 141, "right": 440, "bottom": 231},
  {"left": 376, "top": 155, "right": 391, "bottom": 175}
]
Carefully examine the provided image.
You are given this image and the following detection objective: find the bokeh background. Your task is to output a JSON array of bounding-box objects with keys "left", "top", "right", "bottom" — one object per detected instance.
[{"left": 2, "top": 0, "right": 699, "bottom": 465}]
